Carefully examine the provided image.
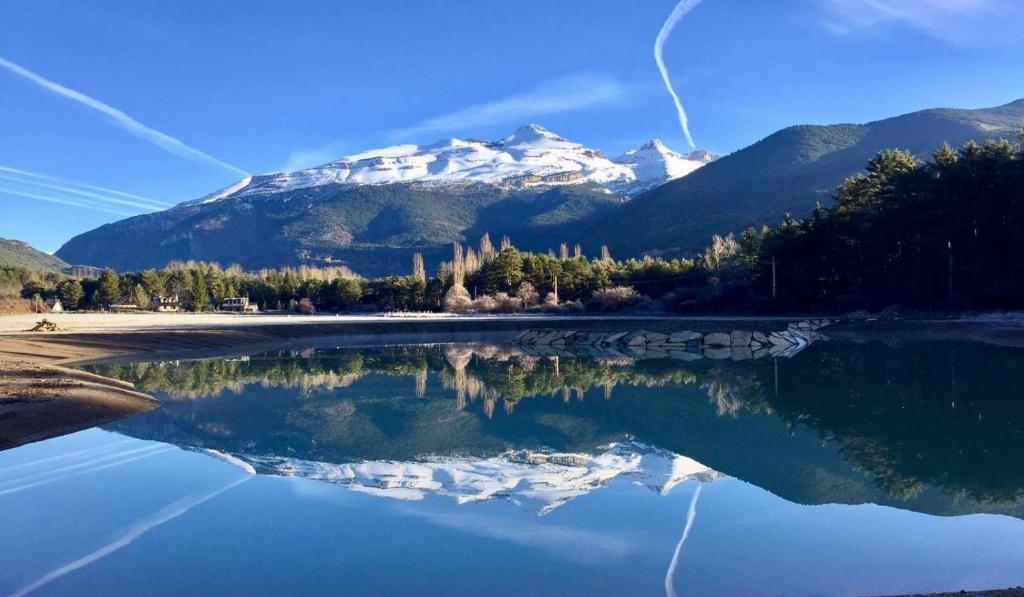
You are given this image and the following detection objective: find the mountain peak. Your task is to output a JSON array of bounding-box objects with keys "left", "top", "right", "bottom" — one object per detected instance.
[
  {"left": 614, "top": 139, "right": 716, "bottom": 194},
  {"left": 639, "top": 139, "right": 671, "bottom": 152},
  {"left": 504, "top": 123, "right": 564, "bottom": 145}
]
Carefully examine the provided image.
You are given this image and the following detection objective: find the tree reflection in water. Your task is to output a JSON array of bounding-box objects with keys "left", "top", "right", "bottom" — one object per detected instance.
[{"left": 91, "top": 340, "right": 1024, "bottom": 514}]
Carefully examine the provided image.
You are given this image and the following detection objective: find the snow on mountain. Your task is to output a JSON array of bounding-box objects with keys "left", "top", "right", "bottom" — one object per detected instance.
[
  {"left": 185, "top": 125, "right": 715, "bottom": 206},
  {"left": 615, "top": 140, "right": 717, "bottom": 195},
  {"left": 213, "top": 441, "right": 719, "bottom": 515}
]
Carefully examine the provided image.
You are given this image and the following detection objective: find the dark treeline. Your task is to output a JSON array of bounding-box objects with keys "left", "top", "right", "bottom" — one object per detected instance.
[{"left": 738, "top": 137, "right": 1024, "bottom": 311}]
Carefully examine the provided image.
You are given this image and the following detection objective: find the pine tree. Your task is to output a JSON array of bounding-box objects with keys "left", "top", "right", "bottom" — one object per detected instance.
[
  {"left": 140, "top": 269, "right": 165, "bottom": 295},
  {"left": 191, "top": 272, "right": 209, "bottom": 312},
  {"left": 98, "top": 269, "right": 120, "bottom": 307},
  {"left": 56, "top": 279, "right": 84, "bottom": 309}
]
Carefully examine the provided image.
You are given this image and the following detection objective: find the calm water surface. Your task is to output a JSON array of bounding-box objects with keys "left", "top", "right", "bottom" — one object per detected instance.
[{"left": 2, "top": 339, "right": 1024, "bottom": 596}]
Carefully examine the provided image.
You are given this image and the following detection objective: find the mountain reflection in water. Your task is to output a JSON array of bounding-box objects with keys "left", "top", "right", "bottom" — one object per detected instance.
[{"left": 91, "top": 340, "right": 1024, "bottom": 519}]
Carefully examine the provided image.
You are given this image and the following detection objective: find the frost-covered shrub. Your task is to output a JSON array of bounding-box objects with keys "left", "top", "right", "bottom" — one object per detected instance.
[
  {"left": 472, "top": 294, "right": 497, "bottom": 312},
  {"left": 589, "top": 286, "right": 643, "bottom": 311},
  {"left": 444, "top": 284, "right": 473, "bottom": 312}
]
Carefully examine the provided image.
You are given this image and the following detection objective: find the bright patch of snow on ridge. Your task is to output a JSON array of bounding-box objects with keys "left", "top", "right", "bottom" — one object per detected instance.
[
  {"left": 183, "top": 125, "right": 715, "bottom": 206},
  {"left": 194, "top": 175, "right": 253, "bottom": 205},
  {"left": 209, "top": 441, "right": 719, "bottom": 515},
  {"left": 616, "top": 140, "right": 715, "bottom": 194}
]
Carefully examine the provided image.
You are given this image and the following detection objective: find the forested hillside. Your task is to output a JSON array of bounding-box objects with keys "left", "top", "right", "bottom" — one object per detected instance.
[
  {"left": 716, "top": 138, "right": 1024, "bottom": 311},
  {"left": 591, "top": 98, "right": 1024, "bottom": 257}
]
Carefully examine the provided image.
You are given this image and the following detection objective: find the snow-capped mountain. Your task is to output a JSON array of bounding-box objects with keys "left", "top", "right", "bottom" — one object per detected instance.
[
  {"left": 615, "top": 140, "right": 717, "bottom": 195},
  {"left": 186, "top": 125, "right": 715, "bottom": 206},
  {"left": 208, "top": 441, "right": 719, "bottom": 515}
]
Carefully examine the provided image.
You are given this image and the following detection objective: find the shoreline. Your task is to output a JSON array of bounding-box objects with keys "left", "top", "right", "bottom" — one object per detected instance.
[{"left": 4, "top": 311, "right": 1024, "bottom": 450}]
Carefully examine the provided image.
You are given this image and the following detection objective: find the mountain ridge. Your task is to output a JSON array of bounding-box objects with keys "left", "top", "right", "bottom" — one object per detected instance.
[
  {"left": 0, "top": 237, "right": 68, "bottom": 272},
  {"left": 590, "top": 97, "right": 1024, "bottom": 256},
  {"left": 184, "top": 124, "right": 715, "bottom": 206},
  {"left": 55, "top": 98, "right": 1024, "bottom": 275}
]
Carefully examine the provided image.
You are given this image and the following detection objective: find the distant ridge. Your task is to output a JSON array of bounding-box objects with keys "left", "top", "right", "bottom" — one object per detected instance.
[
  {"left": 55, "top": 98, "right": 1024, "bottom": 275},
  {"left": 590, "top": 97, "right": 1024, "bottom": 256},
  {"left": 0, "top": 238, "right": 68, "bottom": 272}
]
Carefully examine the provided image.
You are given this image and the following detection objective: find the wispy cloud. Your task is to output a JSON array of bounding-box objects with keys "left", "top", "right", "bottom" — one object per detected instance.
[
  {"left": 281, "top": 140, "right": 353, "bottom": 172},
  {"left": 0, "top": 56, "right": 249, "bottom": 176},
  {"left": 393, "top": 73, "right": 631, "bottom": 139},
  {"left": 818, "top": 0, "right": 1007, "bottom": 37}
]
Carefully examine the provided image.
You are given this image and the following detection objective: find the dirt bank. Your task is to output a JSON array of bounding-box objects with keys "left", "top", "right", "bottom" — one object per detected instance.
[{"left": 0, "top": 359, "right": 159, "bottom": 450}]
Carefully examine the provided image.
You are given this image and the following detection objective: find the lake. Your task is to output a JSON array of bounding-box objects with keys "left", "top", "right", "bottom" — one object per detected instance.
[{"left": 2, "top": 338, "right": 1024, "bottom": 596}]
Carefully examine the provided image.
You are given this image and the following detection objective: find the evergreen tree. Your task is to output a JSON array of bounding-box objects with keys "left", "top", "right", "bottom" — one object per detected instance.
[
  {"left": 140, "top": 269, "right": 165, "bottom": 295},
  {"left": 191, "top": 272, "right": 210, "bottom": 312},
  {"left": 56, "top": 279, "right": 84, "bottom": 309},
  {"left": 98, "top": 269, "right": 120, "bottom": 307}
]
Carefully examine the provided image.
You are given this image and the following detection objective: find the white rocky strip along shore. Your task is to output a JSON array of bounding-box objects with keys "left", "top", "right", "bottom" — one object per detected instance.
[{"left": 512, "top": 319, "right": 834, "bottom": 361}]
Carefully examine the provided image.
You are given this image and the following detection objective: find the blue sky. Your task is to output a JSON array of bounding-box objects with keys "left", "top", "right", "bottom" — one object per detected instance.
[{"left": 1, "top": 0, "right": 1022, "bottom": 253}]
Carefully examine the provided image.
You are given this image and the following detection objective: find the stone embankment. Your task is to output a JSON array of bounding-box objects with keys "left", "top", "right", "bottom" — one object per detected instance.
[{"left": 512, "top": 319, "right": 833, "bottom": 361}]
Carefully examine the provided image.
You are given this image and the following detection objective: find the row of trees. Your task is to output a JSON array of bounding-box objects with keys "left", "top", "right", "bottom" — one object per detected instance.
[
  {"left": 11, "top": 136, "right": 1021, "bottom": 315},
  {"left": 712, "top": 137, "right": 1024, "bottom": 311},
  {"left": 439, "top": 232, "right": 698, "bottom": 312}
]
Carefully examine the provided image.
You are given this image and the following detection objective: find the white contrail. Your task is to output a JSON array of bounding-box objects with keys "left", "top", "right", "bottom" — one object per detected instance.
[
  {"left": 9, "top": 476, "right": 250, "bottom": 597},
  {"left": 0, "top": 443, "right": 160, "bottom": 488},
  {"left": 664, "top": 483, "right": 703, "bottom": 597},
  {"left": 0, "top": 56, "right": 249, "bottom": 177},
  {"left": 0, "top": 187, "right": 136, "bottom": 216},
  {"left": 0, "top": 165, "right": 170, "bottom": 209},
  {"left": 654, "top": 0, "right": 704, "bottom": 150},
  {"left": 0, "top": 438, "right": 137, "bottom": 475},
  {"left": 0, "top": 174, "right": 167, "bottom": 212},
  {"left": 0, "top": 446, "right": 173, "bottom": 497}
]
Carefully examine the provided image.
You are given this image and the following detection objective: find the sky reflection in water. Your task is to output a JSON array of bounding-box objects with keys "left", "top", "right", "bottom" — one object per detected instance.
[{"left": 2, "top": 340, "right": 1024, "bottom": 596}]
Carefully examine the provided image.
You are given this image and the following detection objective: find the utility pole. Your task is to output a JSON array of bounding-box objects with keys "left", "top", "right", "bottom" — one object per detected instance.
[
  {"left": 947, "top": 240, "right": 954, "bottom": 310},
  {"left": 771, "top": 256, "right": 777, "bottom": 302}
]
